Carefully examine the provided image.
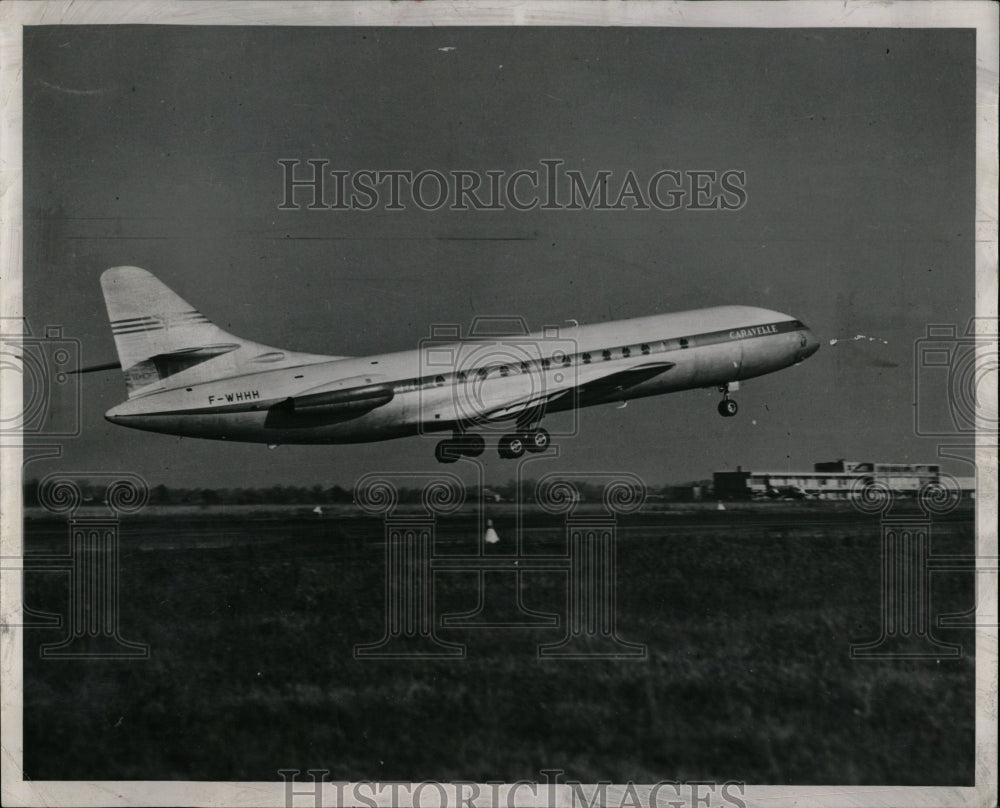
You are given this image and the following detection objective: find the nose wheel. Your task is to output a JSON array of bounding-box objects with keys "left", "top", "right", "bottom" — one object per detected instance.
[
  {"left": 717, "top": 383, "right": 738, "bottom": 417},
  {"left": 718, "top": 398, "right": 738, "bottom": 417}
]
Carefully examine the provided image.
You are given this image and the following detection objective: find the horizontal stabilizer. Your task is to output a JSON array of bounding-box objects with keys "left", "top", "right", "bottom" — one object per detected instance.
[{"left": 70, "top": 360, "right": 122, "bottom": 374}]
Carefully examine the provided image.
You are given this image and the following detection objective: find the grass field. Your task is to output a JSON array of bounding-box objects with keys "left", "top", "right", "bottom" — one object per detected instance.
[{"left": 22, "top": 502, "right": 975, "bottom": 784}]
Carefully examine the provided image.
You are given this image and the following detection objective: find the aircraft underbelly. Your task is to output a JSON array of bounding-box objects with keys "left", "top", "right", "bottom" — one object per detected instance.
[{"left": 117, "top": 400, "right": 419, "bottom": 444}]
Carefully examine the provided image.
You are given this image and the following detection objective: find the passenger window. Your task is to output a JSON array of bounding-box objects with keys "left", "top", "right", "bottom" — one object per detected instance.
[
  {"left": 542, "top": 358, "right": 551, "bottom": 369},
  {"left": 582, "top": 352, "right": 591, "bottom": 364},
  {"left": 457, "top": 371, "right": 466, "bottom": 382},
  {"left": 499, "top": 365, "right": 509, "bottom": 377},
  {"left": 679, "top": 338, "right": 689, "bottom": 349},
  {"left": 602, "top": 350, "right": 612, "bottom": 361},
  {"left": 478, "top": 368, "right": 489, "bottom": 379},
  {"left": 641, "top": 344, "right": 650, "bottom": 355},
  {"left": 520, "top": 362, "right": 530, "bottom": 374},
  {"left": 622, "top": 346, "right": 631, "bottom": 358},
  {"left": 435, "top": 375, "right": 445, "bottom": 387}
]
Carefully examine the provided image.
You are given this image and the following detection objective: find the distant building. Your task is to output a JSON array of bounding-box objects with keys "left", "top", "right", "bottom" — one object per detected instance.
[
  {"left": 713, "top": 460, "right": 973, "bottom": 501},
  {"left": 659, "top": 484, "right": 705, "bottom": 502},
  {"left": 713, "top": 467, "right": 753, "bottom": 499}
]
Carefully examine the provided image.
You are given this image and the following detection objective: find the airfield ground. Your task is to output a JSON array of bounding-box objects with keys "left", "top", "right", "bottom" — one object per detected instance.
[{"left": 22, "top": 501, "right": 975, "bottom": 784}]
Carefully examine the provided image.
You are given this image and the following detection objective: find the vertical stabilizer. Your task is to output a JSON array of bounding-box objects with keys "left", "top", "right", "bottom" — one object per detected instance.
[{"left": 100, "top": 266, "right": 256, "bottom": 396}]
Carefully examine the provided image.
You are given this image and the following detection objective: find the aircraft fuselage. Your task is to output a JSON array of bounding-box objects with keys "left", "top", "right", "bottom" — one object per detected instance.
[{"left": 105, "top": 305, "right": 820, "bottom": 444}]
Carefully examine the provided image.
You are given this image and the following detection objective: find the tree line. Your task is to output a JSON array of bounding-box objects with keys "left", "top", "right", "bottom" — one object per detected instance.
[{"left": 24, "top": 478, "right": 711, "bottom": 508}]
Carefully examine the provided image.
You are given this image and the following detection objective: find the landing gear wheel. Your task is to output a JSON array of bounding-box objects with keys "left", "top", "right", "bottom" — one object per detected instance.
[
  {"left": 498, "top": 433, "right": 526, "bottom": 459},
  {"left": 435, "top": 434, "right": 485, "bottom": 462},
  {"left": 459, "top": 434, "right": 485, "bottom": 458},
  {"left": 718, "top": 399, "right": 738, "bottom": 417},
  {"left": 435, "top": 440, "right": 460, "bottom": 463},
  {"left": 524, "top": 427, "right": 551, "bottom": 453}
]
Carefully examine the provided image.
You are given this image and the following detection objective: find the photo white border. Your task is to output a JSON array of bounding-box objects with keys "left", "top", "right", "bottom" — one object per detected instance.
[{"left": 1, "top": 2, "right": 996, "bottom": 806}]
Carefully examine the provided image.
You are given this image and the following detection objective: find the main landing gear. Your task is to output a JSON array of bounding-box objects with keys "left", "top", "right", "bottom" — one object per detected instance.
[
  {"left": 434, "top": 428, "right": 552, "bottom": 463},
  {"left": 717, "top": 383, "right": 739, "bottom": 418},
  {"left": 434, "top": 433, "right": 486, "bottom": 464},
  {"left": 498, "top": 427, "right": 550, "bottom": 459}
]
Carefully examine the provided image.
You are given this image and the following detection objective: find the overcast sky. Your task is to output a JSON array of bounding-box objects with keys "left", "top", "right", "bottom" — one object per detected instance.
[{"left": 21, "top": 25, "right": 976, "bottom": 489}]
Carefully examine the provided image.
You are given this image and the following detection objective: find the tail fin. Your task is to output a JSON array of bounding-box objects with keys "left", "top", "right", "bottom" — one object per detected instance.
[{"left": 101, "top": 266, "right": 269, "bottom": 397}]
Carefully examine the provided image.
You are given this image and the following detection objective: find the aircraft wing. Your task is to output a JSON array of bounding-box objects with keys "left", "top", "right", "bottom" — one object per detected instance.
[
  {"left": 478, "top": 360, "right": 675, "bottom": 422},
  {"left": 574, "top": 360, "right": 677, "bottom": 404}
]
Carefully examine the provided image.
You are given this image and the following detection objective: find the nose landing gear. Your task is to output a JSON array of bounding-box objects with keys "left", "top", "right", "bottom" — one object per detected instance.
[
  {"left": 717, "top": 383, "right": 739, "bottom": 417},
  {"left": 718, "top": 399, "right": 738, "bottom": 417}
]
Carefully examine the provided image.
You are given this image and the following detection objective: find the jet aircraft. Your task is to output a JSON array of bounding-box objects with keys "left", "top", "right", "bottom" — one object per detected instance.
[{"left": 93, "top": 267, "right": 820, "bottom": 462}]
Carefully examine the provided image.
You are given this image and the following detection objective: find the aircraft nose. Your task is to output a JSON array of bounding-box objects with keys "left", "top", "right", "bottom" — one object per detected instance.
[
  {"left": 799, "top": 327, "right": 821, "bottom": 360},
  {"left": 104, "top": 401, "right": 129, "bottom": 425}
]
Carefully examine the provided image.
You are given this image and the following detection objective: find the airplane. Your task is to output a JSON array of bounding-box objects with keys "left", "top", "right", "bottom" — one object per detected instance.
[{"left": 90, "top": 266, "right": 820, "bottom": 462}]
